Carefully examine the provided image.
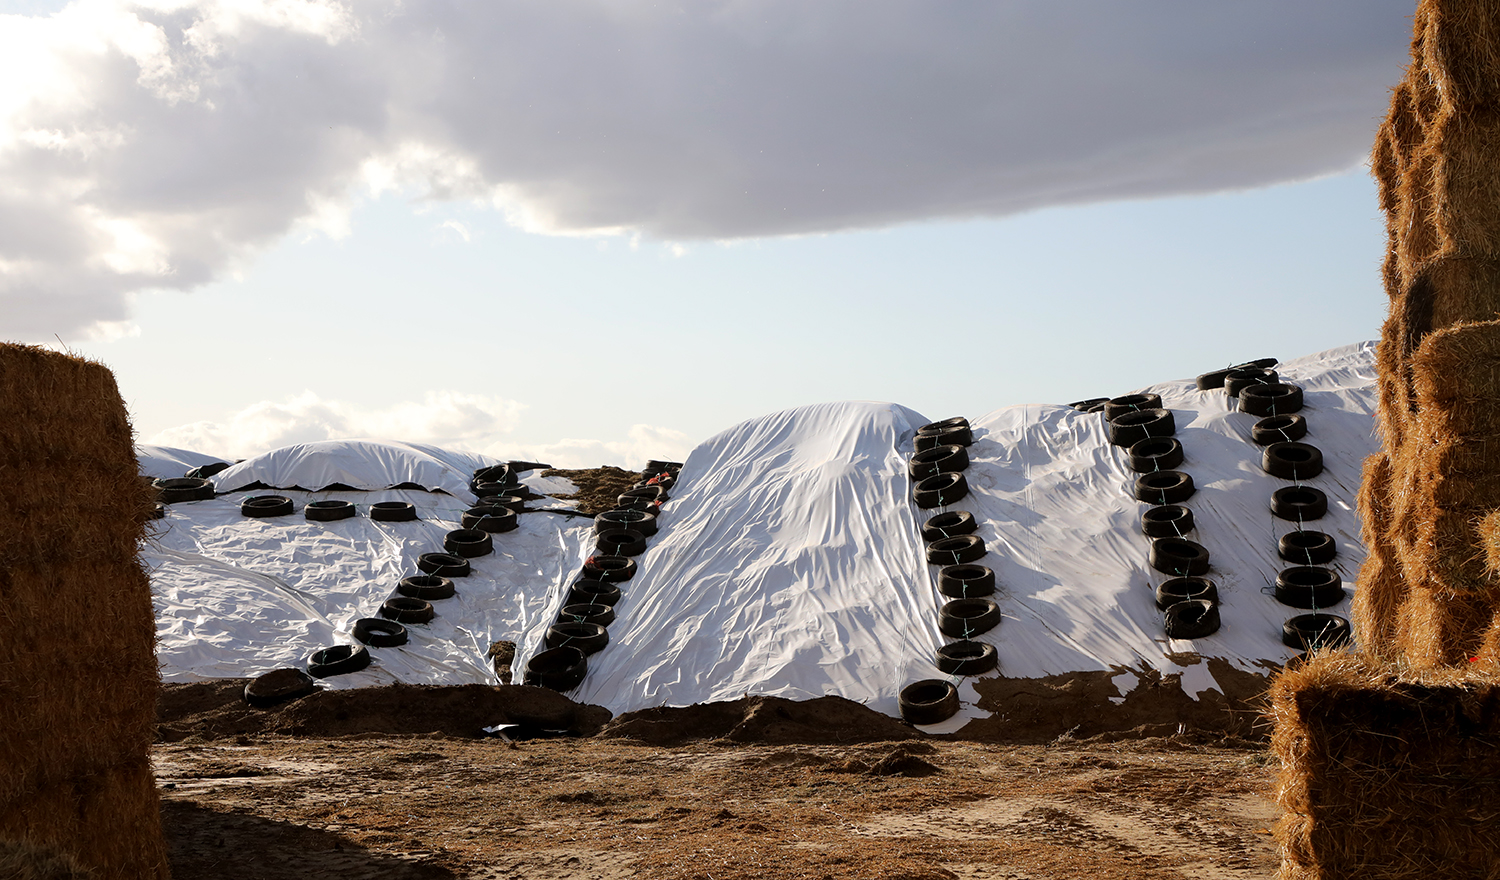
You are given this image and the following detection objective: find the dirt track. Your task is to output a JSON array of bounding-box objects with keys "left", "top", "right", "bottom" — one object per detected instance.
[{"left": 156, "top": 735, "right": 1280, "bottom": 879}]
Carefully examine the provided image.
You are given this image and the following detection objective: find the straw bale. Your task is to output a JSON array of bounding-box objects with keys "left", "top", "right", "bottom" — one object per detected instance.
[
  {"left": 1354, "top": 455, "right": 1407, "bottom": 658},
  {"left": 1270, "top": 652, "right": 1500, "bottom": 879},
  {"left": 0, "top": 344, "right": 168, "bottom": 878},
  {"left": 0, "top": 839, "right": 92, "bottom": 880},
  {"left": 1375, "top": 322, "right": 1419, "bottom": 451},
  {"left": 1416, "top": 0, "right": 1500, "bottom": 114},
  {"left": 1395, "top": 583, "right": 1500, "bottom": 667},
  {"left": 1425, "top": 111, "right": 1500, "bottom": 258}
]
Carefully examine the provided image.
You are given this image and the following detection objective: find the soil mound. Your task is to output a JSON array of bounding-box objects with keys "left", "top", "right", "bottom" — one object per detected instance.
[
  {"left": 598, "top": 694, "right": 920, "bottom": 746},
  {"left": 158, "top": 681, "right": 611, "bottom": 741},
  {"left": 961, "top": 659, "right": 1273, "bottom": 744}
]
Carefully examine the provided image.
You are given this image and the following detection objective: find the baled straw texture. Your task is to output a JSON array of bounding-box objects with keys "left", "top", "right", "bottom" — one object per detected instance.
[
  {"left": 1270, "top": 652, "right": 1500, "bottom": 880},
  {"left": 1352, "top": 454, "right": 1405, "bottom": 660},
  {"left": 0, "top": 344, "right": 168, "bottom": 878}
]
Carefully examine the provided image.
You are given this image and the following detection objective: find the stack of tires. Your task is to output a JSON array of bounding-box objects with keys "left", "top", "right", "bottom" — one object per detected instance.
[
  {"left": 1107, "top": 392, "right": 1222, "bottom": 642},
  {"left": 1212, "top": 365, "right": 1351, "bottom": 654},
  {"left": 901, "top": 417, "right": 995, "bottom": 727},
  {"left": 525, "top": 461, "right": 680, "bottom": 692}
]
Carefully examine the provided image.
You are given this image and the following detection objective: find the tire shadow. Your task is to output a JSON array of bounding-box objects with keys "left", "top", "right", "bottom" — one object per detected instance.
[{"left": 162, "top": 801, "right": 458, "bottom": 880}]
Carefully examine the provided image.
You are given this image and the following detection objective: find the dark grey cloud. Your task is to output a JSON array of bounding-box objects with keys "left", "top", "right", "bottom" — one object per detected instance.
[{"left": 0, "top": 0, "right": 1412, "bottom": 338}]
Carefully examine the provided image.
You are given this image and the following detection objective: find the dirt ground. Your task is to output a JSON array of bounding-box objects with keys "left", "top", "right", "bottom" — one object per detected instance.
[{"left": 155, "top": 685, "right": 1282, "bottom": 880}]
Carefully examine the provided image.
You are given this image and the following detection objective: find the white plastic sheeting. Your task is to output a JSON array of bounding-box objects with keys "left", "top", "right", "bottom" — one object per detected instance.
[
  {"left": 141, "top": 342, "right": 1380, "bottom": 721},
  {"left": 137, "top": 444, "right": 228, "bottom": 479}
]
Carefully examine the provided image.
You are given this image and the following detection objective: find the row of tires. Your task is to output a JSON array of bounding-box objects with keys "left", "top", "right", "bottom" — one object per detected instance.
[
  {"left": 522, "top": 462, "right": 683, "bottom": 693},
  {"left": 240, "top": 463, "right": 540, "bottom": 706},
  {"left": 1100, "top": 389, "right": 1226, "bottom": 642},
  {"left": 900, "top": 417, "right": 1001, "bottom": 727},
  {"left": 1223, "top": 381, "right": 1352, "bottom": 652}
]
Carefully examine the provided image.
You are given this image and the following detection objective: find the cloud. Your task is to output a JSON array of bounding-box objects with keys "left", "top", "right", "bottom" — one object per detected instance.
[
  {"left": 3, "top": 1, "right": 1414, "bottom": 338},
  {"left": 146, "top": 389, "right": 525, "bottom": 459},
  {"left": 144, "top": 389, "right": 690, "bottom": 469}
]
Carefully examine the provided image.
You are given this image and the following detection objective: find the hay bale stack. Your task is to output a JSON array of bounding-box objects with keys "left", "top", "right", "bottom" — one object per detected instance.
[
  {"left": 0, "top": 344, "right": 169, "bottom": 877},
  {"left": 1354, "top": 0, "right": 1500, "bottom": 668},
  {"left": 1270, "top": 653, "right": 1500, "bottom": 880}
]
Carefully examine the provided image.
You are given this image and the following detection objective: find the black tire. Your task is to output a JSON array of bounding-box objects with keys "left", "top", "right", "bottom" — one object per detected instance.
[
  {"left": 1195, "top": 368, "right": 1232, "bottom": 390},
  {"left": 1068, "top": 397, "right": 1110, "bottom": 411},
  {"left": 621, "top": 485, "right": 669, "bottom": 503},
  {"left": 614, "top": 494, "right": 663, "bottom": 513},
  {"left": 1107, "top": 408, "right": 1175, "bottom": 447},
  {"left": 582, "top": 555, "right": 637, "bottom": 582},
  {"left": 462, "top": 506, "right": 518, "bottom": 533},
  {"left": 596, "top": 528, "right": 648, "bottom": 557},
  {"left": 936, "top": 640, "right": 998, "bottom": 676},
  {"left": 1155, "top": 577, "right": 1218, "bottom": 610},
  {"left": 1149, "top": 537, "right": 1211, "bottom": 576},
  {"left": 307, "top": 644, "right": 371, "bottom": 678},
  {"left": 1225, "top": 368, "right": 1278, "bottom": 398},
  {"left": 380, "top": 596, "right": 436, "bottom": 624},
  {"left": 155, "top": 477, "right": 215, "bottom": 503},
  {"left": 559, "top": 602, "right": 616, "bottom": 627},
  {"left": 915, "top": 426, "right": 973, "bottom": 450},
  {"left": 353, "top": 617, "right": 409, "bottom": 647},
  {"left": 1127, "top": 437, "right": 1184, "bottom": 473},
  {"left": 185, "top": 461, "right": 232, "bottom": 479},
  {"left": 567, "top": 579, "right": 623, "bottom": 606},
  {"left": 1134, "top": 470, "right": 1196, "bottom": 505},
  {"left": 1252, "top": 414, "right": 1308, "bottom": 445},
  {"left": 305, "top": 500, "right": 356, "bottom": 521},
  {"left": 909, "top": 444, "right": 970, "bottom": 479},
  {"left": 1272, "top": 486, "right": 1328, "bottom": 521},
  {"left": 525, "top": 646, "right": 588, "bottom": 691},
  {"left": 473, "top": 480, "right": 518, "bottom": 498},
  {"left": 596, "top": 509, "right": 659, "bottom": 537},
  {"left": 918, "top": 417, "right": 970, "bottom": 434},
  {"left": 927, "top": 534, "right": 986, "bottom": 565},
  {"left": 1163, "top": 600, "right": 1220, "bottom": 639},
  {"left": 1263, "top": 442, "right": 1324, "bottom": 481},
  {"left": 1279, "top": 531, "right": 1338, "bottom": 565},
  {"left": 397, "top": 575, "right": 455, "bottom": 601},
  {"left": 938, "top": 564, "right": 996, "bottom": 598},
  {"left": 243, "top": 668, "right": 318, "bottom": 708},
  {"left": 939, "top": 598, "right": 1002, "bottom": 638},
  {"left": 370, "top": 501, "right": 418, "bottom": 522},
  {"left": 921, "top": 511, "right": 977, "bottom": 542},
  {"left": 545, "top": 621, "right": 609, "bottom": 655},
  {"left": 1142, "top": 504, "right": 1194, "bottom": 537},
  {"left": 899, "top": 679, "right": 960, "bottom": 725},
  {"left": 444, "top": 528, "right": 494, "bottom": 558},
  {"left": 1239, "top": 383, "right": 1304, "bottom": 417},
  {"left": 474, "top": 494, "right": 526, "bottom": 514},
  {"left": 417, "top": 552, "right": 471, "bottom": 577},
  {"left": 913, "top": 472, "right": 970, "bottom": 509},
  {"left": 1103, "top": 393, "right": 1163, "bottom": 421},
  {"left": 151, "top": 502, "right": 166, "bottom": 520},
  {"left": 1281, "top": 614, "right": 1352, "bottom": 651},
  {"left": 472, "top": 463, "right": 517, "bottom": 487},
  {"left": 1079, "top": 402, "right": 1107, "bottom": 414},
  {"left": 242, "top": 495, "right": 294, "bottom": 517},
  {"left": 1233, "top": 357, "right": 1280, "bottom": 371},
  {"left": 1275, "top": 567, "right": 1345, "bottom": 609}
]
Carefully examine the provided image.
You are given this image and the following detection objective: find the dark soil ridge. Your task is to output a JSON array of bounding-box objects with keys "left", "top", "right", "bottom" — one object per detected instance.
[
  {"left": 159, "top": 656, "right": 1277, "bottom": 746},
  {"left": 157, "top": 681, "right": 611, "bottom": 742}
]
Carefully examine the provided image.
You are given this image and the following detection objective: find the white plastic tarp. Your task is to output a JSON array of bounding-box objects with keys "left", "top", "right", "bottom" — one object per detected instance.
[{"left": 142, "top": 342, "right": 1380, "bottom": 721}]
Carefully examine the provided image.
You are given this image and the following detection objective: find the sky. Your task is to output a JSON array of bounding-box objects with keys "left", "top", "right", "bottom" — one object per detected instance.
[{"left": 1, "top": 0, "right": 1413, "bottom": 468}]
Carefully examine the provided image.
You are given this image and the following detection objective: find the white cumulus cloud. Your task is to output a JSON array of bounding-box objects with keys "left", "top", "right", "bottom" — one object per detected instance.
[{"left": 2, "top": 0, "right": 1414, "bottom": 339}]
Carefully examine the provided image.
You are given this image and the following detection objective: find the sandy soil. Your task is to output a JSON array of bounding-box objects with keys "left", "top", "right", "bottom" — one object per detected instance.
[{"left": 156, "top": 731, "right": 1279, "bottom": 880}]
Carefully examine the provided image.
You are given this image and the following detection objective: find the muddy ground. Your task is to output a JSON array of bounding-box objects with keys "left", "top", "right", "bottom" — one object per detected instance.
[{"left": 156, "top": 683, "right": 1283, "bottom": 880}]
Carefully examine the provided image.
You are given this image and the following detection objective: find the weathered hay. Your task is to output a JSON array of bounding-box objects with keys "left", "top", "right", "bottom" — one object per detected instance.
[
  {"left": 0, "top": 344, "right": 168, "bottom": 878},
  {"left": 1352, "top": 454, "right": 1405, "bottom": 659},
  {"left": 1417, "top": 0, "right": 1500, "bottom": 114},
  {"left": 0, "top": 839, "right": 93, "bottom": 880},
  {"left": 1271, "top": 652, "right": 1500, "bottom": 880}
]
